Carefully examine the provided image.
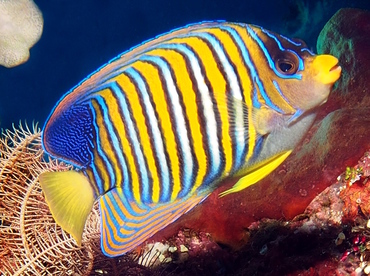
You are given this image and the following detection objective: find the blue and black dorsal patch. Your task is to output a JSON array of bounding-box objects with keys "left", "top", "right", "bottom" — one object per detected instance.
[{"left": 42, "top": 103, "right": 93, "bottom": 167}]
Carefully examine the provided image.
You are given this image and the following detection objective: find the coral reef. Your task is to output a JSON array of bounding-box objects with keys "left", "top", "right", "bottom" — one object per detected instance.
[
  {"left": 144, "top": 151, "right": 370, "bottom": 275},
  {"left": 1, "top": 7, "right": 370, "bottom": 276},
  {"left": 0, "top": 124, "right": 93, "bottom": 274},
  {"left": 0, "top": 124, "right": 149, "bottom": 275},
  {"left": 1, "top": 124, "right": 363, "bottom": 275},
  {"left": 150, "top": 7, "right": 370, "bottom": 250}
]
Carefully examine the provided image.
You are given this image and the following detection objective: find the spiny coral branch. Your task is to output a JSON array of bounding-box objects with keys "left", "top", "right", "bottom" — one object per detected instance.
[
  {"left": 0, "top": 123, "right": 98, "bottom": 275},
  {"left": 0, "top": 123, "right": 154, "bottom": 275}
]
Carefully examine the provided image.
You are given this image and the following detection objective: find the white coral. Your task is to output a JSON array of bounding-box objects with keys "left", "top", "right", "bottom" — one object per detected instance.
[{"left": 0, "top": 0, "right": 43, "bottom": 68}]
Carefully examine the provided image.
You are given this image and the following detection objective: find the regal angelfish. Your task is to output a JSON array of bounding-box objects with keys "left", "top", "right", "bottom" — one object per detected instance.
[{"left": 40, "top": 21, "right": 341, "bottom": 257}]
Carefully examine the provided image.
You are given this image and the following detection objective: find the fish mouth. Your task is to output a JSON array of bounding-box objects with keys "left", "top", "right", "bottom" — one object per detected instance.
[
  {"left": 313, "top": 55, "right": 342, "bottom": 85},
  {"left": 330, "top": 64, "right": 341, "bottom": 72}
]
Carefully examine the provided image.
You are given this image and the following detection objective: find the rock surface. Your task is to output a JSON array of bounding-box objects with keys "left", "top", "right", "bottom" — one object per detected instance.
[{"left": 151, "top": 8, "right": 370, "bottom": 249}]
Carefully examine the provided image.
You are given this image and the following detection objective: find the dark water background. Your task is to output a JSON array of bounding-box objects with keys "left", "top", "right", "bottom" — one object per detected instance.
[{"left": 0, "top": 0, "right": 369, "bottom": 131}]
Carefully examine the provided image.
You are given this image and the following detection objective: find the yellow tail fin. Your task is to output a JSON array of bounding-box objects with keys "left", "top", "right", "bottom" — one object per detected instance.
[{"left": 39, "top": 170, "right": 95, "bottom": 245}]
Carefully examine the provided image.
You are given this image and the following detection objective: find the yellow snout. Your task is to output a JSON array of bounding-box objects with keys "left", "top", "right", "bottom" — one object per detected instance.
[{"left": 312, "top": 55, "right": 342, "bottom": 85}]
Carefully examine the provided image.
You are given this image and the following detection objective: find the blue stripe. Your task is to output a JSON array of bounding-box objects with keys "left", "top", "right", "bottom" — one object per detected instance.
[
  {"left": 140, "top": 55, "right": 195, "bottom": 198},
  {"left": 125, "top": 67, "right": 171, "bottom": 202},
  {"left": 254, "top": 75, "right": 284, "bottom": 113},
  {"left": 249, "top": 26, "right": 302, "bottom": 79},
  {"left": 252, "top": 86, "right": 262, "bottom": 108},
  {"left": 101, "top": 189, "right": 195, "bottom": 255},
  {"left": 260, "top": 28, "right": 306, "bottom": 72},
  {"left": 89, "top": 99, "right": 116, "bottom": 194},
  {"left": 272, "top": 80, "right": 294, "bottom": 107},
  {"left": 100, "top": 200, "right": 117, "bottom": 253},
  {"left": 252, "top": 135, "right": 264, "bottom": 161},
  {"left": 101, "top": 195, "right": 139, "bottom": 255},
  {"left": 158, "top": 43, "right": 222, "bottom": 182},
  {"left": 220, "top": 26, "right": 284, "bottom": 114},
  {"left": 110, "top": 82, "right": 150, "bottom": 203},
  {"left": 95, "top": 97, "right": 118, "bottom": 190},
  {"left": 83, "top": 128, "right": 104, "bottom": 194},
  {"left": 279, "top": 34, "right": 302, "bottom": 46},
  {"left": 104, "top": 191, "right": 141, "bottom": 227},
  {"left": 89, "top": 163, "right": 104, "bottom": 195},
  {"left": 301, "top": 47, "right": 315, "bottom": 55},
  {"left": 96, "top": 92, "right": 131, "bottom": 196},
  {"left": 191, "top": 31, "right": 246, "bottom": 165},
  {"left": 288, "top": 49, "right": 304, "bottom": 71},
  {"left": 72, "top": 22, "right": 230, "bottom": 100}
]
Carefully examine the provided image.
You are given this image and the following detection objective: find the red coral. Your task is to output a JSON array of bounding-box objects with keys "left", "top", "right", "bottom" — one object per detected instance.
[{"left": 339, "top": 152, "right": 370, "bottom": 222}]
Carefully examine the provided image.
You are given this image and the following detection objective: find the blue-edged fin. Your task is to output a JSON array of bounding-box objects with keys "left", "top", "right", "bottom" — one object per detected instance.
[
  {"left": 252, "top": 106, "right": 282, "bottom": 136},
  {"left": 39, "top": 171, "right": 95, "bottom": 245},
  {"left": 219, "top": 150, "right": 292, "bottom": 197},
  {"left": 100, "top": 187, "right": 206, "bottom": 257}
]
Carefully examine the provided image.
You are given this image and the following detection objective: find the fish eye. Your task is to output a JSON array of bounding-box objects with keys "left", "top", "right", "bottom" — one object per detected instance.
[
  {"left": 275, "top": 52, "right": 298, "bottom": 75},
  {"left": 279, "top": 60, "right": 293, "bottom": 71}
]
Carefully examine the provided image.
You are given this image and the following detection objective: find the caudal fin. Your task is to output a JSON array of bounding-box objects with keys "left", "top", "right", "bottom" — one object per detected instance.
[{"left": 39, "top": 170, "right": 95, "bottom": 245}]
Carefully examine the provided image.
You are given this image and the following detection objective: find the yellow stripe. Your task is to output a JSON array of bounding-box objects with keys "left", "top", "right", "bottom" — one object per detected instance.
[
  {"left": 92, "top": 152, "right": 110, "bottom": 191},
  {"left": 132, "top": 60, "right": 181, "bottom": 201},
  {"left": 113, "top": 73, "right": 161, "bottom": 203},
  {"left": 91, "top": 99, "right": 116, "bottom": 192},
  {"left": 207, "top": 26, "right": 256, "bottom": 161},
  {"left": 85, "top": 168, "right": 100, "bottom": 195},
  {"left": 96, "top": 87, "right": 142, "bottom": 204},
  {"left": 243, "top": 25, "right": 295, "bottom": 114},
  {"left": 96, "top": 90, "right": 125, "bottom": 190},
  {"left": 164, "top": 36, "right": 232, "bottom": 193},
  {"left": 226, "top": 25, "right": 257, "bottom": 160},
  {"left": 146, "top": 48, "right": 210, "bottom": 196},
  {"left": 183, "top": 36, "right": 232, "bottom": 190},
  {"left": 101, "top": 188, "right": 205, "bottom": 256},
  {"left": 101, "top": 201, "right": 126, "bottom": 253}
]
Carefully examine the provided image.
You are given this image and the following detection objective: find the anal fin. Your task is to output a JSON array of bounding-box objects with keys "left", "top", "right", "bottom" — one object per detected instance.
[{"left": 100, "top": 187, "right": 205, "bottom": 257}]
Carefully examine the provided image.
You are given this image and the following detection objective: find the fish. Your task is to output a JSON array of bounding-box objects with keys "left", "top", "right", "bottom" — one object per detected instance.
[{"left": 39, "top": 21, "right": 341, "bottom": 257}]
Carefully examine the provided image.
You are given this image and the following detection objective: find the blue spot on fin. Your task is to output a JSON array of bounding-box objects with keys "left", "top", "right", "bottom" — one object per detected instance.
[
  {"left": 100, "top": 187, "right": 206, "bottom": 257},
  {"left": 42, "top": 103, "right": 93, "bottom": 167}
]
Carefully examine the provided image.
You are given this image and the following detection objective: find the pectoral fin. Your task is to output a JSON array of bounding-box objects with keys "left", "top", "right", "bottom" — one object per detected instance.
[
  {"left": 219, "top": 150, "right": 292, "bottom": 197},
  {"left": 39, "top": 170, "right": 95, "bottom": 245}
]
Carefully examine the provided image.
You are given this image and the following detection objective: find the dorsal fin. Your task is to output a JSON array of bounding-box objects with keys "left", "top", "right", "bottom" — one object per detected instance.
[
  {"left": 42, "top": 22, "right": 228, "bottom": 167},
  {"left": 46, "top": 22, "right": 228, "bottom": 109},
  {"left": 99, "top": 187, "right": 206, "bottom": 257},
  {"left": 42, "top": 103, "right": 93, "bottom": 167}
]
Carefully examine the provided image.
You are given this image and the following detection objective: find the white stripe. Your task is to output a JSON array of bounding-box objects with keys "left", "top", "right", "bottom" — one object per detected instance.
[
  {"left": 160, "top": 44, "right": 221, "bottom": 176},
  {"left": 112, "top": 83, "right": 150, "bottom": 203},
  {"left": 141, "top": 55, "right": 194, "bottom": 194},
  {"left": 125, "top": 68, "right": 171, "bottom": 201},
  {"left": 194, "top": 32, "right": 245, "bottom": 163}
]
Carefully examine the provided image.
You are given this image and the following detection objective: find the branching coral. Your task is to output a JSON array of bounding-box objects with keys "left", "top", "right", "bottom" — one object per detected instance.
[
  {"left": 0, "top": 123, "right": 99, "bottom": 275},
  {"left": 0, "top": 123, "right": 158, "bottom": 275}
]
